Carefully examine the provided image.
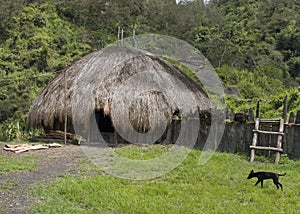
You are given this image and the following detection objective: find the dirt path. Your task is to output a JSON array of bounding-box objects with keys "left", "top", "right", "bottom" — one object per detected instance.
[{"left": 0, "top": 143, "right": 86, "bottom": 214}]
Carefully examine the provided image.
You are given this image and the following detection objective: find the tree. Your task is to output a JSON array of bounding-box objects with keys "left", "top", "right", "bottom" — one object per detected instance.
[{"left": 0, "top": 0, "right": 26, "bottom": 42}]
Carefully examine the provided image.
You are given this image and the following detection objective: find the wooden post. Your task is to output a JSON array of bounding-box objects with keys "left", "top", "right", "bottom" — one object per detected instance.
[
  {"left": 64, "top": 69, "right": 67, "bottom": 144},
  {"left": 117, "top": 27, "right": 120, "bottom": 46},
  {"left": 114, "top": 130, "right": 118, "bottom": 146},
  {"left": 250, "top": 118, "right": 260, "bottom": 162},
  {"left": 230, "top": 109, "right": 235, "bottom": 121},
  {"left": 296, "top": 110, "right": 300, "bottom": 124},
  {"left": 132, "top": 29, "right": 135, "bottom": 47},
  {"left": 248, "top": 108, "right": 254, "bottom": 121},
  {"left": 225, "top": 107, "right": 229, "bottom": 120},
  {"left": 275, "top": 119, "right": 284, "bottom": 164},
  {"left": 256, "top": 101, "right": 260, "bottom": 118},
  {"left": 121, "top": 28, "right": 124, "bottom": 46},
  {"left": 288, "top": 112, "right": 295, "bottom": 124},
  {"left": 282, "top": 95, "right": 288, "bottom": 123}
]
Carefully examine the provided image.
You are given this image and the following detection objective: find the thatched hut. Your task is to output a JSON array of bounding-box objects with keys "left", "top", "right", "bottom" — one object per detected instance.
[{"left": 27, "top": 46, "right": 211, "bottom": 144}]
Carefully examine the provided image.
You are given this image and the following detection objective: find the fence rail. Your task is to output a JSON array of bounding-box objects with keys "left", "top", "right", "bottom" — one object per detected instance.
[{"left": 207, "top": 108, "right": 300, "bottom": 159}]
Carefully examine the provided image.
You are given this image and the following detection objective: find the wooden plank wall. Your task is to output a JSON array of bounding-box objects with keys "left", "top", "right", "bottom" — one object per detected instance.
[
  {"left": 204, "top": 109, "right": 300, "bottom": 159},
  {"left": 95, "top": 108, "right": 300, "bottom": 159}
]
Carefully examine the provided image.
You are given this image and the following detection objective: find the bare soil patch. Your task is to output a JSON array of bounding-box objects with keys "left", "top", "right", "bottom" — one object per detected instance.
[{"left": 0, "top": 142, "right": 86, "bottom": 214}]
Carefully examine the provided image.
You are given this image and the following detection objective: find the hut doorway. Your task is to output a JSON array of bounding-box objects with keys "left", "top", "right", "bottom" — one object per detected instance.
[
  {"left": 89, "top": 109, "right": 114, "bottom": 142},
  {"left": 95, "top": 109, "right": 114, "bottom": 133}
]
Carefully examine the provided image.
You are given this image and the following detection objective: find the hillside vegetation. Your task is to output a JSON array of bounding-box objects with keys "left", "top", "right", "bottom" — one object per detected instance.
[{"left": 1, "top": 0, "right": 300, "bottom": 140}]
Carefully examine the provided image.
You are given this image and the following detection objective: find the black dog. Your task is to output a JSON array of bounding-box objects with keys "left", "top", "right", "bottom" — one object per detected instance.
[{"left": 247, "top": 169, "right": 286, "bottom": 190}]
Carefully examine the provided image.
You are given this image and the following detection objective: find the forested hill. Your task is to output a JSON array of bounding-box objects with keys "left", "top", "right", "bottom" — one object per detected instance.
[{"left": 0, "top": 0, "right": 300, "bottom": 140}]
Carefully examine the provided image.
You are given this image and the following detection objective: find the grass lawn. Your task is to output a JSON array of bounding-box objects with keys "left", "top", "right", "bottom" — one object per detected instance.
[
  {"left": 30, "top": 146, "right": 300, "bottom": 214},
  {"left": 0, "top": 155, "right": 36, "bottom": 176}
]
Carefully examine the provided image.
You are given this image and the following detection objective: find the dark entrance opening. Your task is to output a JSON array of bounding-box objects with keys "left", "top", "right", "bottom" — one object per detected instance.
[
  {"left": 89, "top": 109, "right": 115, "bottom": 142},
  {"left": 95, "top": 109, "right": 114, "bottom": 133}
]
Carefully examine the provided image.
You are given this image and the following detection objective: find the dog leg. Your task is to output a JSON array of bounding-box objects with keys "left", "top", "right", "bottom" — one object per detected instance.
[{"left": 278, "top": 182, "right": 283, "bottom": 191}]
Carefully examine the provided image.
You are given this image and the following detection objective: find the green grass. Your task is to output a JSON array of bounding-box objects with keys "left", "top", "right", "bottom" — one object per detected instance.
[
  {"left": 114, "top": 144, "right": 171, "bottom": 160},
  {"left": 0, "top": 180, "right": 20, "bottom": 190},
  {"left": 30, "top": 147, "right": 300, "bottom": 214},
  {"left": 0, "top": 155, "right": 37, "bottom": 175}
]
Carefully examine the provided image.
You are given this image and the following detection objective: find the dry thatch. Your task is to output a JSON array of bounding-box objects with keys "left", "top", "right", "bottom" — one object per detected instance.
[{"left": 27, "top": 46, "right": 211, "bottom": 137}]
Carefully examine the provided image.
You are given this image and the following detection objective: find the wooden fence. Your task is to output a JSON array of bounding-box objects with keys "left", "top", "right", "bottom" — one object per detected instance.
[
  {"left": 96, "top": 106, "right": 300, "bottom": 159},
  {"left": 193, "top": 108, "right": 300, "bottom": 159}
]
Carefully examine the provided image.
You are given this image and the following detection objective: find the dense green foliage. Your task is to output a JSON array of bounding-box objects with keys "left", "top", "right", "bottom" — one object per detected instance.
[
  {"left": 30, "top": 147, "right": 300, "bottom": 213},
  {"left": 0, "top": 3, "right": 91, "bottom": 140},
  {"left": 217, "top": 65, "right": 300, "bottom": 118},
  {"left": 1, "top": 0, "right": 300, "bottom": 140}
]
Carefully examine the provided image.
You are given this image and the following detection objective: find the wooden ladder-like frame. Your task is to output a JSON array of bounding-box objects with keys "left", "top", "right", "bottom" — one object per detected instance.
[{"left": 250, "top": 118, "right": 284, "bottom": 164}]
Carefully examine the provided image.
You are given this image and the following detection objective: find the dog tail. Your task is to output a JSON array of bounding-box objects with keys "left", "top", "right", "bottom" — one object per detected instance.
[{"left": 278, "top": 173, "right": 286, "bottom": 176}]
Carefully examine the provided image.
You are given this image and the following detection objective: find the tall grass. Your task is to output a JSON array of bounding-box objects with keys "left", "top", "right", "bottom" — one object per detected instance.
[{"left": 30, "top": 147, "right": 300, "bottom": 214}]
